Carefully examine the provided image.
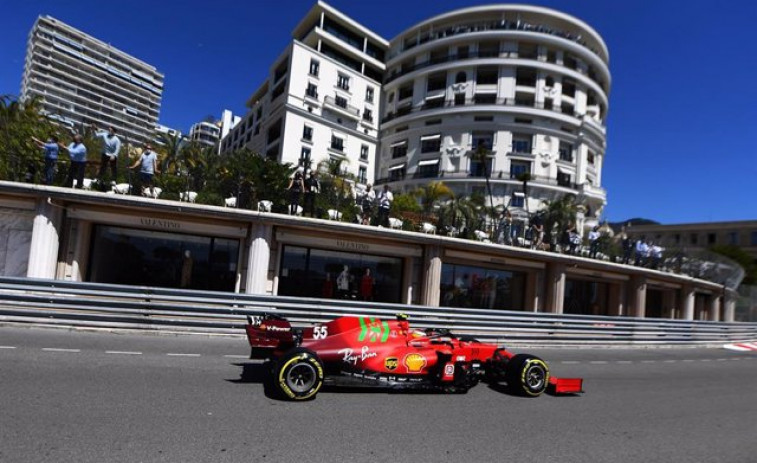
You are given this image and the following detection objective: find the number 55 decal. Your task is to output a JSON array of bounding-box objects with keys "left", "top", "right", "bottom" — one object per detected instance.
[{"left": 313, "top": 326, "right": 328, "bottom": 340}]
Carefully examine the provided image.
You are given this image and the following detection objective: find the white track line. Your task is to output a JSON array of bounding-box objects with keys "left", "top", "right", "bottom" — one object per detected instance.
[
  {"left": 106, "top": 351, "right": 142, "bottom": 355},
  {"left": 223, "top": 355, "right": 248, "bottom": 359},
  {"left": 42, "top": 348, "right": 80, "bottom": 353},
  {"left": 166, "top": 353, "right": 201, "bottom": 357},
  {"left": 0, "top": 346, "right": 17, "bottom": 349}
]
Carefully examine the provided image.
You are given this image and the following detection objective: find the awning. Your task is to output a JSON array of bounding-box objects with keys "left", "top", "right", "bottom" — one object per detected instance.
[
  {"left": 425, "top": 93, "right": 445, "bottom": 100},
  {"left": 420, "top": 134, "right": 441, "bottom": 141},
  {"left": 557, "top": 166, "right": 574, "bottom": 174},
  {"left": 388, "top": 164, "right": 406, "bottom": 171},
  {"left": 418, "top": 158, "right": 440, "bottom": 166},
  {"left": 390, "top": 140, "right": 407, "bottom": 148}
]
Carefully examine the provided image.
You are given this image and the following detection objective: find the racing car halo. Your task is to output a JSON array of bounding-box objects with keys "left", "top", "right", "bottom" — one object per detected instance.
[{"left": 244, "top": 313, "right": 583, "bottom": 401}]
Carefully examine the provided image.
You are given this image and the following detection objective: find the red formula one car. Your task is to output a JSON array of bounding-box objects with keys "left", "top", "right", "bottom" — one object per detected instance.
[{"left": 244, "top": 313, "right": 583, "bottom": 401}]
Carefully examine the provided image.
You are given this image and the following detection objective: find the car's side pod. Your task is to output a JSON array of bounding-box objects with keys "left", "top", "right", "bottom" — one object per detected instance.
[{"left": 245, "top": 314, "right": 299, "bottom": 359}]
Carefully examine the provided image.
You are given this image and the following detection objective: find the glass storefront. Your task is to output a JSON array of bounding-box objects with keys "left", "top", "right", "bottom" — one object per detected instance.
[
  {"left": 440, "top": 263, "right": 526, "bottom": 310},
  {"left": 88, "top": 225, "right": 240, "bottom": 291},
  {"left": 278, "top": 245, "right": 403, "bottom": 303},
  {"left": 564, "top": 279, "right": 609, "bottom": 315}
]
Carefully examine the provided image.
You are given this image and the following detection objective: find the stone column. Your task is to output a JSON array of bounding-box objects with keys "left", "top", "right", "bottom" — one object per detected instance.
[
  {"left": 544, "top": 262, "right": 566, "bottom": 314},
  {"left": 421, "top": 245, "right": 442, "bottom": 306},
  {"left": 723, "top": 293, "right": 736, "bottom": 322},
  {"left": 244, "top": 223, "right": 272, "bottom": 294},
  {"left": 681, "top": 285, "right": 696, "bottom": 321},
  {"left": 524, "top": 271, "right": 540, "bottom": 312},
  {"left": 607, "top": 283, "right": 624, "bottom": 316},
  {"left": 663, "top": 290, "right": 677, "bottom": 319},
  {"left": 26, "top": 198, "right": 62, "bottom": 279},
  {"left": 628, "top": 275, "right": 647, "bottom": 318}
]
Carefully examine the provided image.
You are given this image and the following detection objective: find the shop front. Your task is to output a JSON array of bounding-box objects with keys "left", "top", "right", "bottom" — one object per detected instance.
[{"left": 275, "top": 231, "right": 421, "bottom": 303}]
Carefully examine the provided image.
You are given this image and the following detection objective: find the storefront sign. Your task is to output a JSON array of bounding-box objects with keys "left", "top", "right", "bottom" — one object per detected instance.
[
  {"left": 276, "top": 231, "right": 422, "bottom": 257},
  {"left": 67, "top": 207, "right": 248, "bottom": 238},
  {"left": 444, "top": 249, "right": 545, "bottom": 269}
]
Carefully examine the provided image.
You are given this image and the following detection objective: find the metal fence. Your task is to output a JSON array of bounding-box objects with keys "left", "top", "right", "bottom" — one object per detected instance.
[{"left": 0, "top": 276, "right": 755, "bottom": 347}]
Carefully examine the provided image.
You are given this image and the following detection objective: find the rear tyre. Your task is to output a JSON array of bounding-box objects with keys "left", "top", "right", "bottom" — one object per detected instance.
[
  {"left": 273, "top": 348, "right": 324, "bottom": 401},
  {"left": 505, "top": 354, "right": 549, "bottom": 397}
]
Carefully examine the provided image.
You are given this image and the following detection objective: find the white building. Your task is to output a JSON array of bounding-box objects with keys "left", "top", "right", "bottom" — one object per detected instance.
[
  {"left": 225, "top": 3, "right": 610, "bottom": 222},
  {"left": 222, "top": 1, "right": 387, "bottom": 188},
  {"left": 192, "top": 110, "right": 241, "bottom": 152},
  {"left": 20, "top": 16, "right": 164, "bottom": 144},
  {"left": 380, "top": 5, "right": 610, "bottom": 228}
]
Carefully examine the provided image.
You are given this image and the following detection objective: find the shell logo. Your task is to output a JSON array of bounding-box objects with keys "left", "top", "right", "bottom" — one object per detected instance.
[{"left": 403, "top": 353, "right": 427, "bottom": 373}]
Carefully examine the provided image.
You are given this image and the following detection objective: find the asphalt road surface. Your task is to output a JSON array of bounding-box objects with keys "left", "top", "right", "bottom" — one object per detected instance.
[{"left": 1, "top": 325, "right": 756, "bottom": 463}]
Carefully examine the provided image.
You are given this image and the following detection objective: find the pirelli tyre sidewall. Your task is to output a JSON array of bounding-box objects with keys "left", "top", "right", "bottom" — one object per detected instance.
[
  {"left": 506, "top": 354, "right": 550, "bottom": 397},
  {"left": 275, "top": 348, "right": 324, "bottom": 401}
]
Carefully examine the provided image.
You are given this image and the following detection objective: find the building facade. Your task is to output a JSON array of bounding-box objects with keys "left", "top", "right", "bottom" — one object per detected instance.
[
  {"left": 222, "top": 2, "right": 386, "bottom": 190},
  {"left": 20, "top": 15, "right": 164, "bottom": 144},
  {"left": 224, "top": 2, "right": 610, "bottom": 226},
  {"left": 191, "top": 110, "right": 241, "bottom": 152},
  {"left": 379, "top": 6, "right": 610, "bottom": 229}
]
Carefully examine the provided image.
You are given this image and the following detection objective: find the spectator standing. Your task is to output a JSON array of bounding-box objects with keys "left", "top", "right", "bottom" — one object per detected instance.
[
  {"left": 588, "top": 225, "right": 601, "bottom": 258},
  {"left": 529, "top": 214, "right": 544, "bottom": 249},
  {"left": 496, "top": 209, "right": 513, "bottom": 245},
  {"left": 59, "top": 134, "right": 87, "bottom": 189},
  {"left": 634, "top": 237, "right": 649, "bottom": 266},
  {"left": 376, "top": 184, "right": 393, "bottom": 227},
  {"left": 129, "top": 143, "right": 160, "bottom": 197},
  {"left": 32, "top": 135, "right": 59, "bottom": 185},
  {"left": 650, "top": 243, "right": 663, "bottom": 269},
  {"left": 360, "top": 184, "right": 376, "bottom": 225},
  {"left": 620, "top": 228, "right": 633, "bottom": 264},
  {"left": 94, "top": 125, "right": 121, "bottom": 183},
  {"left": 303, "top": 171, "right": 320, "bottom": 217},
  {"left": 567, "top": 223, "right": 580, "bottom": 254},
  {"left": 287, "top": 171, "right": 305, "bottom": 215}
]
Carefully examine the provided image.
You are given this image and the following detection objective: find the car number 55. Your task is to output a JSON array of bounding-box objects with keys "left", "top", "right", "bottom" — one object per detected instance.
[{"left": 313, "top": 326, "right": 328, "bottom": 339}]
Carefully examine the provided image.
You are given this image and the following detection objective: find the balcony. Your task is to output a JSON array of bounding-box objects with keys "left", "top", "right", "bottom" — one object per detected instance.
[
  {"left": 381, "top": 96, "right": 585, "bottom": 124},
  {"left": 323, "top": 95, "right": 360, "bottom": 120}
]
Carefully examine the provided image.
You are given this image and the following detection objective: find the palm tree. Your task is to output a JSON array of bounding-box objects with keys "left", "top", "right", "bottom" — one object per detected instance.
[
  {"left": 540, "top": 193, "right": 579, "bottom": 248},
  {"left": 317, "top": 157, "right": 355, "bottom": 217},
  {"left": 157, "top": 131, "right": 186, "bottom": 175},
  {"left": 0, "top": 95, "right": 56, "bottom": 182},
  {"left": 467, "top": 141, "right": 496, "bottom": 231},
  {"left": 438, "top": 196, "right": 479, "bottom": 238},
  {"left": 412, "top": 181, "right": 454, "bottom": 222}
]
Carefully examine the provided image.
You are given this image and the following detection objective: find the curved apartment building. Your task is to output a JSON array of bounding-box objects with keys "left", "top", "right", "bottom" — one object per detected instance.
[{"left": 378, "top": 5, "right": 610, "bottom": 227}]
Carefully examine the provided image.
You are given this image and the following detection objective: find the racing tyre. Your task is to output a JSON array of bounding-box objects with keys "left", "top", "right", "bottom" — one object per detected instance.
[
  {"left": 273, "top": 348, "right": 324, "bottom": 401},
  {"left": 505, "top": 354, "right": 549, "bottom": 397}
]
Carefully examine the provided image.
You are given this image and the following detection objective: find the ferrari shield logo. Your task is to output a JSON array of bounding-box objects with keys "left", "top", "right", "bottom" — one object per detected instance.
[{"left": 384, "top": 357, "right": 398, "bottom": 371}]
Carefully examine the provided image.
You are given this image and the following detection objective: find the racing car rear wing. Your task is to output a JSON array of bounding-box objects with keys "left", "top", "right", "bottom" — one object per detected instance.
[{"left": 245, "top": 314, "right": 298, "bottom": 359}]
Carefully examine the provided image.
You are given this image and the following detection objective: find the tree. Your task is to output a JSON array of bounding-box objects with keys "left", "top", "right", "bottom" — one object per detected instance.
[
  {"left": 467, "top": 141, "right": 495, "bottom": 228},
  {"left": 0, "top": 95, "right": 56, "bottom": 182},
  {"left": 412, "top": 181, "right": 453, "bottom": 222},
  {"left": 316, "top": 157, "right": 356, "bottom": 219},
  {"left": 157, "top": 131, "right": 187, "bottom": 175},
  {"left": 540, "top": 193, "right": 579, "bottom": 247}
]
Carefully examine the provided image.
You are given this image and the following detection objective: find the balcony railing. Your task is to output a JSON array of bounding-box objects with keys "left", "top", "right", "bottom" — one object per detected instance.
[
  {"left": 382, "top": 96, "right": 588, "bottom": 124},
  {"left": 374, "top": 171, "right": 580, "bottom": 190},
  {"left": 323, "top": 95, "right": 360, "bottom": 119},
  {"left": 389, "top": 17, "right": 604, "bottom": 64}
]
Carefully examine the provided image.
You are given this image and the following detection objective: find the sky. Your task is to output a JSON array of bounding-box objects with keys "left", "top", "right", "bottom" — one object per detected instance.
[{"left": 2, "top": 0, "right": 756, "bottom": 224}]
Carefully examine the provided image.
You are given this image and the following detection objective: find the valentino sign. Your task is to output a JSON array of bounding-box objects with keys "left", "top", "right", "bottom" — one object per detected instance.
[{"left": 139, "top": 217, "right": 181, "bottom": 230}]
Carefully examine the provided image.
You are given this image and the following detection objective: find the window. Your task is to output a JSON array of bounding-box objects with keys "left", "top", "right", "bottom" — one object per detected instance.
[
  {"left": 557, "top": 171, "right": 572, "bottom": 187},
  {"left": 587, "top": 152, "right": 596, "bottom": 165},
  {"left": 306, "top": 82, "right": 318, "bottom": 99},
  {"left": 751, "top": 231, "right": 757, "bottom": 246},
  {"left": 690, "top": 233, "right": 698, "bottom": 245},
  {"left": 476, "top": 66, "right": 498, "bottom": 85},
  {"left": 457, "top": 46, "right": 469, "bottom": 59},
  {"left": 299, "top": 147, "right": 311, "bottom": 168},
  {"left": 358, "top": 166, "right": 367, "bottom": 184},
  {"left": 515, "top": 68, "right": 537, "bottom": 87},
  {"left": 337, "top": 74, "right": 350, "bottom": 91},
  {"left": 455, "top": 72, "right": 467, "bottom": 84},
  {"left": 707, "top": 233, "right": 717, "bottom": 245},
  {"left": 472, "top": 131, "right": 493, "bottom": 151},
  {"left": 509, "top": 161, "right": 531, "bottom": 178},
  {"left": 365, "top": 87, "right": 374, "bottom": 102},
  {"left": 562, "top": 78, "right": 576, "bottom": 98},
  {"left": 335, "top": 95, "right": 348, "bottom": 108},
  {"left": 427, "top": 72, "right": 446, "bottom": 92},
  {"left": 360, "top": 144, "right": 369, "bottom": 160},
  {"left": 420, "top": 134, "right": 441, "bottom": 153},
  {"left": 330, "top": 135, "right": 344, "bottom": 152},
  {"left": 391, "top": 140, "right": 408, "bottom": 158},
  {"left": 398, "top": 84, "right": 413, "bottom": 100},
  {"left": 309, "top": 59, "right": 319, "bottom": 77},
  {"left": 728, "top": 232, "right": 739, "bottom": 245},
  {"left": 558, "top": 142, "right": 573, "bottom": 162},
  {"left": 389, "top": 165, "right": 406, "bottom": 181},
  {"left": 474, "top": 94, "right": 496, "bottom": 105},
  {"left": 563, "top": 53, "right": 578, "bottom": 70},
  {"left": 425, "top": 119, "right": 442, "bottom": 126},
  {"left": 510, "top": 194, "right": 525, "bottom": 208},
  {"left": 514, "top": 118, "right": 532, "bottom": 124},
  {"left": 417, "top": 160, "right": 439, "bottom": 178},
  {"left": 454, "top": 93, "right": 466, "bottom": 106},
  {"left": 302, "top": 125, "right": 313, "bottom": 141},
  {"left": 479, "top": 41, "right": 500, "bottom": 58},
  {"left": 475, "top": 116, "right": 493, "bottom": 122},
  {"left": 511, "top": 134, "right": 532, "bottom": 154},
  {"left": 362, "top": 108, "right": 373, "bottom": 123},
  {"left": 518, "top": 42, "right": 538, "bottom": 59}
]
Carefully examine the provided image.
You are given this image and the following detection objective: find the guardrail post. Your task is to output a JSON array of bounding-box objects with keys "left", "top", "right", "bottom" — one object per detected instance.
[
  {"left": 544, "top": 262, "right": 565, "bottom": 314},
  {"left": 421, "top": 245, "right": 442, "bottom": 306},
  {"left": 245, "top": 223, "right": 272, "bottom": 294},
  {"left": 27, "top": 198, "right": 62, "bottom": 279}
]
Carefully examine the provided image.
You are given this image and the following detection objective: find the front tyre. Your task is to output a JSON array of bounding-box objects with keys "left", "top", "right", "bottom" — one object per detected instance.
[
  {"left": 506, "top": 354, "right": 549, "bottom": 397},
  {"left": 274, "top": 348, "right": 324, "bottom": 401}
]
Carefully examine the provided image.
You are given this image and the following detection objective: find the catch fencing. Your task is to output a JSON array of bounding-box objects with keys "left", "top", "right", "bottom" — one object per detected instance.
[{"left": 0, "top": 276, "right": 755, "bottom": 347}]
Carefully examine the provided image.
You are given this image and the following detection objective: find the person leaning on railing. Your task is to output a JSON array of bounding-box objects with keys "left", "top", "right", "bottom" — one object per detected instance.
[{"left": 58, "top": 134, "right": 87, "bottom": 189}]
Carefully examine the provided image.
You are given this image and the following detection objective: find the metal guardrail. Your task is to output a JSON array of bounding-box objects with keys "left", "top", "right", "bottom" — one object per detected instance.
[{"left": 0, "top": 276, "right": 755, "bottom": 347}]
